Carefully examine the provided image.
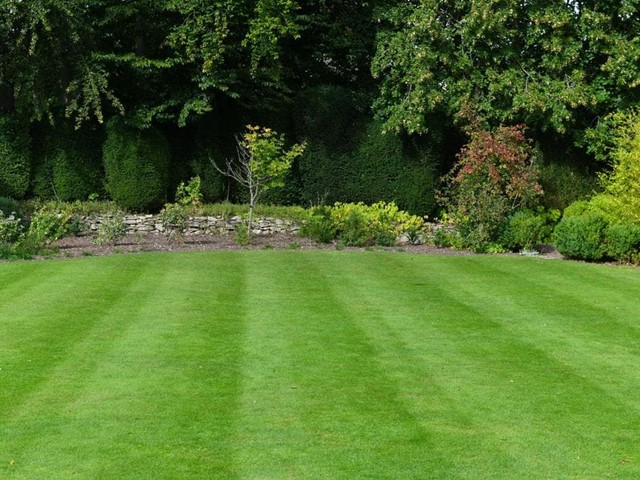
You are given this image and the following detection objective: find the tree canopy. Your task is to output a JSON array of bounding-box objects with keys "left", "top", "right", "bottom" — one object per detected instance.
[
  {"left": 372, "top": 0, "right": 640, "bottom": 144},
  {"left": 1, "top": 0, "right": 639, "bottom": 209}
]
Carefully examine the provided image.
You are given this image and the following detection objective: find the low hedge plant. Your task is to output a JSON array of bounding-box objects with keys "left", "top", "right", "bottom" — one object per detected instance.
[
  {"left": 553, "top": 213, "right": 609, "bottom": 261},
  {"left": 605, "top": 223, "right": 640, "bottom": 264},
  {"left": 501, "top": 208, "right": 560, "bottom": 252}
]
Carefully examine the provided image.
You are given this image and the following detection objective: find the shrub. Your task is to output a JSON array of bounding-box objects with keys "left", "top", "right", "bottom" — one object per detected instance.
[
  {"left": 553, "top": 214, "right": 609, "bottom": 261},
  {"left": 51, "top": 147, "right": 102, "bottom": 201},
  {"left": 32, "top": 123, "right": 104, "bottom": 201},
  {"left": 591, "top": 109, "right": 640, "bottom": 224},
  {"left": 103, "top": 118, "right": 170, "bottom": 211},
  {"left": 440, "top": 124, "right": 543, "bottom": 250},
  {"left": 539, "top": 163, "right": 599, "bottom": 211},
  {"left": 190, "top": 148, "right": 227, "bottom": 203},
  {"left": 438, "top": 230, "right": 462, "bottom": 249},
  {"left": 26, "top": 207, "right": 72, "bottom": 246},
  {"left": 0, "top": 213, "right": 23, "bottom": 243},
  {"left": 0, "top": 241, "right": 34, "bottom": 261},
  {"left": 330, "top": 201, "right": 423, "bottom": 247},
  {"left": 561, "top": 200, "right": 592, "bottom": 219},
  {"left": 0, "top": 115, "right": 30, "bottom": 199},
  {"left": 294, "top": 87, "right": 440, "bottom": 216},
  {"left": 300, "top": 207, "right": 336, "bottom": 243},
  {"left": 339, "top": 209, "right": 372, "bottom": 246},
  {"left": 175, "top": 176, "right": 203, "bottom": 209},
  {"left": 605, "top": 223, "right": 640, "bottom": 263},
  {"left": 0, "top": 197, "right": 23, "bottom": 219},
  {"left": 159, "top": 203, "right": 189, "bottom": 241},
  {"left": 235, "top": 222, "right": 249, "bottom": 246},
  {"left": 501, "top": 209, "right": 560, "bottom": 251},
  {"left": 93, "top": 215, "right": 127, "bottom": 246}
]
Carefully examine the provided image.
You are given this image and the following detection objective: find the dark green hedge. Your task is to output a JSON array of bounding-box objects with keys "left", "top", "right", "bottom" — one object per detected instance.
[
  {"left": 293, "top": 86, "right": 438, "bottom": 215},
  {"left": 0, "top": 115, "right": 30, "bottom": 199},
  {"left": 103, "top": 119, "right": 170, "bottom": 211},
  {"left": 32, "top": 123, "right": 104, "bottom": 201}
]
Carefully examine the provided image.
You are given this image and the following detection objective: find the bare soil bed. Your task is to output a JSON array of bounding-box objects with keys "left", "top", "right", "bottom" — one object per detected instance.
[{"left": 54, "top": 233, "right": 482, "bottom": 258}]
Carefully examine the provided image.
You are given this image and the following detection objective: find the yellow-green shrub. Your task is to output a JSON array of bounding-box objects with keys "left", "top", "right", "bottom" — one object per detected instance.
[
  {"left": 594, "top": 110, "right": 640, "bottom": 224},
  {"left": 330, "top": 201, "right": 423, "bottom": 246}
]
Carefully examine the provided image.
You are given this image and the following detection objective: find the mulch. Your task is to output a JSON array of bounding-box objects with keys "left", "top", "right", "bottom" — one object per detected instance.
[
  {"left": 52, "top": 233, "right": 481, "bottom": 259},
  {"left": 51, "top": 233, "right": 564, "bottom": 260}
]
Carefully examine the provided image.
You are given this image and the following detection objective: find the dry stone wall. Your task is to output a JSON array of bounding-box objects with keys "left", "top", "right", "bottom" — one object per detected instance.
[
  {"left": 80, "top": 214, "right": 452, "bottom": 244},
  {"left": 82, "top": 214, "right": 301, "bottom": 236}
]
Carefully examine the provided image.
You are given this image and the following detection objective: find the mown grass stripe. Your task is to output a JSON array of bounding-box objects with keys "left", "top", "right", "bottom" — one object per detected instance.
[
  {"left": 312, "top": 253, "right": 526, "bottom": 477},
  {"left": 454, "top": 257, "right": 640, "bottom": 404},
  {"left": 0, "top": 251, "right": 639, "bottom": 479},
  {"left": 351, "top": 253, "right": 640, "bottom": 478},
  {"left": 0, "top": 252, "right": 247, "bottom": 479},
  {"left": 0, "top": 257, "right": 150, "bottom": 414},
  {"left": 233, "top": 251, "right": 436, "bottom": 479}
]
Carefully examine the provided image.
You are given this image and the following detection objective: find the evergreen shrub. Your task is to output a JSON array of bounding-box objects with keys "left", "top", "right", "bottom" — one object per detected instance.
[
  {"left": 294, "top": 86, "right": 438, "bottom": 216},
  {"left": 190, "top": 147, "right": 227, "bottom": 203},
  {"left": 553, "top": 213, "right": 609, "bottom": 261},
  {"left": 561, "top": 200, "right": 592, "bottom": 219},
  {"left": 605, "top": 223, "right": 640, "bottom": 263},
  {"left": 0, "top": 115, "right": 30, "bottom": 199},
  {"left": 501, "top": 209, "right": 560, "bottom": 251},
  {"left": 539, "top": 163, "right": 599, "bottom": 211},
  {"left": 32, "top": 123, "right": 104, "bottom": 201},
  {"left": 103, "top": 119, "right": 170, "bottom": 211},
  {"left": 0, "top": 197, "right": 23, "bottom": 218}
]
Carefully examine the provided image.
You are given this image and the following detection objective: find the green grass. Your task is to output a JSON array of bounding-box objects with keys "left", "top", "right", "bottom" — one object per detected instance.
[{"left": 1, "top": 251, "right": 639, "bottom": 479}]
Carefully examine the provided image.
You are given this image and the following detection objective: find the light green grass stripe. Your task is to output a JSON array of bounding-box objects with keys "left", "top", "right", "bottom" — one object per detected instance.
[
  {"left": 0, "top": 252, "right": 247, "bottom": 479},
  {"left": 0, "top": 255, "right": 159, "bottom": 478},
  {"left": 448, "top": 257, "right": 640, "bottom": 417},
  {"left": 233, "top": 251, "right": 436, "bottom": 479}
]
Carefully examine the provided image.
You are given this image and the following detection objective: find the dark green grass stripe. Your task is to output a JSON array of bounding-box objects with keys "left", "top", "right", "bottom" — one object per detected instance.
[
  {"left": 233, "top": 252, "right": 438, "bottom": 479},
  {"left": 0, "top": 252, "right": 247, "bottom": 479}
]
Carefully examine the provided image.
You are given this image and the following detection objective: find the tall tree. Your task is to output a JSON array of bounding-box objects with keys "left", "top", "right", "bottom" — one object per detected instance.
[
  {"left": 0, "top": 0, "right": 122, "bottom": 124},
  {"left": 371, "top": 0, "right": 640, "bottom": 145}
]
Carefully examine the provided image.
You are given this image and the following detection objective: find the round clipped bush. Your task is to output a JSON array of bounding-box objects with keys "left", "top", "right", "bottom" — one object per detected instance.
[
  {"left": 501, "top": 209, "right": 560, "bottom": 251},
  {"left": 605, "top": 223, "right": 640, "bottom": 263},
  {"left": 553, "top": 214, "right": 609, "bottom": 261},
  {"left": 103, "top": 119, "right": 170, "bottom": 211},
  {"left": 561, "top": 200, "right": 592, "bottom": 219},
  {"left": 0, "top": 115, "right": 30, "bottom": 199}
]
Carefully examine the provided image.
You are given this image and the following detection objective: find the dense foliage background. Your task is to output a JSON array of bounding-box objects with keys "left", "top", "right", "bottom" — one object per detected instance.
[{"left": 1, "top": 0, "right": 639, "bottom": 217}]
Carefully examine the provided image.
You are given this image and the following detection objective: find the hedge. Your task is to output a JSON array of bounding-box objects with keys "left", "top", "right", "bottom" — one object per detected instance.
[
  {"left": 0, "top": 115, "right": 30, "bottom": 199},
  {"left": 103, "top": 119, "right": 170, "bottom": 211}
]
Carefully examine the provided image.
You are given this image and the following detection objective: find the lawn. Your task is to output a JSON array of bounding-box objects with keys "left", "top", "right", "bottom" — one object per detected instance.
[{"left": 1, "top": 251, "right": 639, "bottom": 479}]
